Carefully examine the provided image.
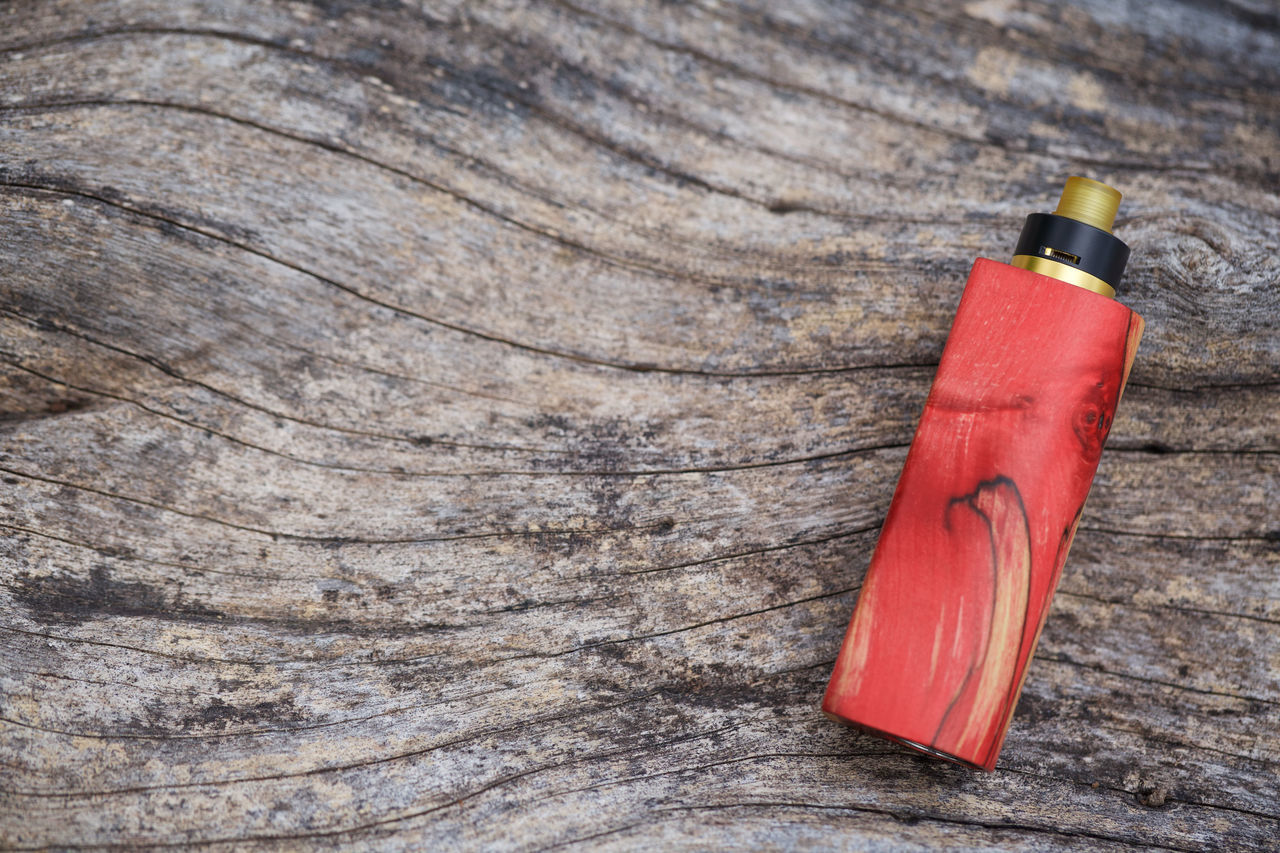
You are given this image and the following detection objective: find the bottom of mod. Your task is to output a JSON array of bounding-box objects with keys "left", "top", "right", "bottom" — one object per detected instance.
[{"left": 821, "top": 709, "right": 993, "bottom": 772}]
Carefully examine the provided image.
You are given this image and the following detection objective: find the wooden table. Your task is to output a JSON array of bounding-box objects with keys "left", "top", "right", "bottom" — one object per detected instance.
[{"left": 2, "top": 1, "right": 1277, "bottom": 849}]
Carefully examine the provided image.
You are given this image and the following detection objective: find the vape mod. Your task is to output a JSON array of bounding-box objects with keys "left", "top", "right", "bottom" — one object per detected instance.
[{"left": 823, "top": 178, "right": 1143, "bottom": 770}]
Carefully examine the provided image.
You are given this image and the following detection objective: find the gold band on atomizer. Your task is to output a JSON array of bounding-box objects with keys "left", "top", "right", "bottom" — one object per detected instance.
[{"left": 1011, "top": 255, "right": 1116, "bottom": 298}]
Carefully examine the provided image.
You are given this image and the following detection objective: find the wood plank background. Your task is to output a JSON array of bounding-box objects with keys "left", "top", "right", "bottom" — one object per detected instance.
[{"left": 1, "top": 0, "right": 1277, "bottom": 848}]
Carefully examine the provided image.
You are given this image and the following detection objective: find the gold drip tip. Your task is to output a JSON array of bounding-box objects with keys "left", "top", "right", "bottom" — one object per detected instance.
[{"left": 1053, "top": 176, "right": 1121, "bottom": 233}]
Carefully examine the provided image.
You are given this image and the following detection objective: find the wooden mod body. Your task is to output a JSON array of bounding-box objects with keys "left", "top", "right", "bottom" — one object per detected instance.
[{"left": 823, "top": 258, "right": 1143, "bottom": 770}]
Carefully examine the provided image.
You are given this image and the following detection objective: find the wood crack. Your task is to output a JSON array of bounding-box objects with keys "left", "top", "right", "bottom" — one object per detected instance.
[
  {"left": 0, "top": 176, "right": 939, "bottom": 378},
  {"left": 542, "top": 0, "right": 1232, "bottom": 179},
  {"left": 1035, "top": 653, "right": 1278, "bottom": 706},
  {"left": 648, "top": 802, "right": 1197, "bottom": 851},
  {"left": 2, "top": 351, "right": 916, "bottom": 475}
]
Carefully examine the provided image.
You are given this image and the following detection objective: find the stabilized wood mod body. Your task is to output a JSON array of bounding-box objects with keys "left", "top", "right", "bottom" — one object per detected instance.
[{"left": 823, "top": 179, "right": 1143, "bottom": 770}]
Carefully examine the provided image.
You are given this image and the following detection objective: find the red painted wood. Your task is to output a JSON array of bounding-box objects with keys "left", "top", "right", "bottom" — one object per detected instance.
[{"left": 823, "top": 258, "right": 1144, "bottom": 771}]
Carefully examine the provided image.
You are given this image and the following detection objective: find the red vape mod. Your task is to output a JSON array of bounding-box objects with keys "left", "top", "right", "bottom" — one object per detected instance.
[{"left": 823, "top": 178, "right": 1143, "bottom": 770}]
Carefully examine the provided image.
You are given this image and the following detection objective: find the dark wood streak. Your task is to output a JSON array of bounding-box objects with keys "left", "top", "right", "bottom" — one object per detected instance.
[{"left": 934, "top": 476, "right": 1035, "bottom": 767}]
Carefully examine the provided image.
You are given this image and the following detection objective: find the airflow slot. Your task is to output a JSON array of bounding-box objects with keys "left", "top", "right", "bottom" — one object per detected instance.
[{"left": 1041, "top": 246, "right": 1081, "bottom": 265}]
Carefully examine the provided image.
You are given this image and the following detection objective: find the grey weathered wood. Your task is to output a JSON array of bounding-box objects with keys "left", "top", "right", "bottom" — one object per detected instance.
[{"left": 0, "top": 0, "right": 1277, "bottom": 849}]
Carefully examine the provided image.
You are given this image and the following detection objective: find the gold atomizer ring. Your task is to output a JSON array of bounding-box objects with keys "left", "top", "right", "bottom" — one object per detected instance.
[{"left": 1011, "top": 254, "right": 1116, "bottom": 298}]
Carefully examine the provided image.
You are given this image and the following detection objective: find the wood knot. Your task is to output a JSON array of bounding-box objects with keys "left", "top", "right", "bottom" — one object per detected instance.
[{"left": 1136, "top": 784, "right": 1171, "bottom": 808}]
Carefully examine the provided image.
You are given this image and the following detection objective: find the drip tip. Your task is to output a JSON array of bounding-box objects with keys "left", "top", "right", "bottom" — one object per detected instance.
[{"left": 1054, "top": 177, "right": 1121, "bottom": 233}]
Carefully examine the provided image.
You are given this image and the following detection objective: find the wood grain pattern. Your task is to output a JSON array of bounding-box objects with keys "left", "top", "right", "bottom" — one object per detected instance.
[
  {"left": 1, "top": 0, "right": 1278, "bottom": 849},
  {"left": 824, "top": 260, "right": 1144, "bottom": 770}
]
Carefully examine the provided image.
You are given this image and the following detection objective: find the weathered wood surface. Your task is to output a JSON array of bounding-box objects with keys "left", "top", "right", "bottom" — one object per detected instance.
[{"left": 0, "top": 0, "right": 1277, "bottom": 849}]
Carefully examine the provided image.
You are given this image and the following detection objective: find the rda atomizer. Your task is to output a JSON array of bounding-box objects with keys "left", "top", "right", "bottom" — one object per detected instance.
[{"left": 822, "top": 177, "right": 1143, "bottom": 770}]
